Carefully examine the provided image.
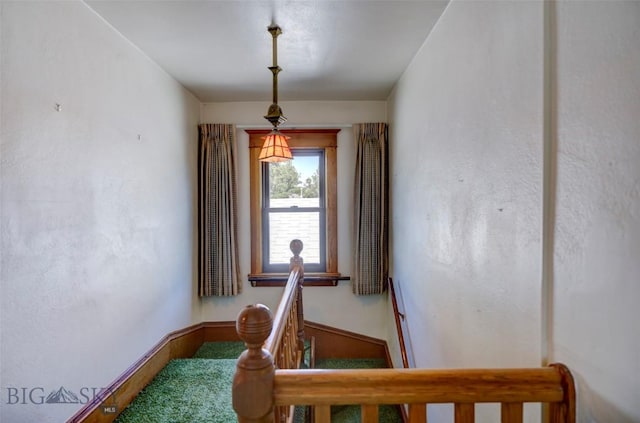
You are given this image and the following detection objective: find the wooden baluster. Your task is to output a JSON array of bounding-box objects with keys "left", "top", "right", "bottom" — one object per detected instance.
[
  {"left": 408, "top": 403, "right": 427, "bottom": 422},
  {"left": 315, "top": 405, "right": 331, "bottom": 423},
  {"left": 277, "top": 405, "right": 287, "bottom": 423},
  {"left": 285, "top": 329, "right": 291, "bottom": 367},
  {"left": 289, "top": 239, "right": 305, "bottom": 352},
  {"left": 233, "top": 304, "right": 275, "bottom": 423},
  {"left": 289, "top": 304, "right": 298, "bottom": 367},
  {"left": 361, "top": 404, "right": 378, "bottom": 423},
  {"left": 454, "top": 403, "right": 474, "bottom": 423},
  {"left": 501, "top": 403, "right": 523, "bottom": 423}
]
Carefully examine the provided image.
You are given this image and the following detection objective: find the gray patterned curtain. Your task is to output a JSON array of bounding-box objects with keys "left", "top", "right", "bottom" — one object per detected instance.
[
  {"left": 198, "top": 124, "right": 241, "bottom": 296},
  {"left": 353, "top": 123, "right": 389, "bottom": 295}
]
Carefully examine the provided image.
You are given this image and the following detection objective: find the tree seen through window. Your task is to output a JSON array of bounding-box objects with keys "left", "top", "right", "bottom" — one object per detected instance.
[{"left": 269, "top": 161, "right": 319, "bottom": 199}]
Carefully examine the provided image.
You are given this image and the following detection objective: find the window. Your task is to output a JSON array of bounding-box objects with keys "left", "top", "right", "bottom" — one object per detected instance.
[
  {"left": 248, "top": 129, "right": 340, "bottom": 286},
  {"left": 263, "top": 150, "right": 326, "bottom": 272}
]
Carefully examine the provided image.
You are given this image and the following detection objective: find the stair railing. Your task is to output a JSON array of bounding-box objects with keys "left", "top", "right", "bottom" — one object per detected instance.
[
  {"left": 233, "top": 239, "right": 305, "bottom": 423},
  {"left": 389, "top": 277, "right": 413, "bottom": 369},
  {"left": 274, "top": 363, "right": 575, "bottom": 423},
  {"left": 266, "top": 239, "right": 305, "bottom": 362},
  {"left": 232, "top": 242, "right": 575, "bottom": 423},
  {"left": 235, "top": 334, "right": 575, "bottom": 423}
]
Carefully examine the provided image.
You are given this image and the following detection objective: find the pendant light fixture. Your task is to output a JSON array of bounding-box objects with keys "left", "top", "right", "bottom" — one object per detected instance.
[{"left": 258, "top": 25, "right": 293, "bottom": 162}]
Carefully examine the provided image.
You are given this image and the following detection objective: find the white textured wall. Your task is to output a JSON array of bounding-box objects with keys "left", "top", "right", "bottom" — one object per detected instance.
[
  {"left": 552, "top": 2, "right": 640, "bottom": 422},
  {"left": 389, "top": 0, "right": 543, "bottom": 367},
  {"left": 388, "top": 1, "right": 640, "bottom": 422},
  {"left": 0, "top": 2, "right": 200, "bottom": 422},
  {"left": 199, "top": 101, "right": 392, "bottom": 339},
  {"left": 388, "top": 1, "right": 543, "bottom": 421}
]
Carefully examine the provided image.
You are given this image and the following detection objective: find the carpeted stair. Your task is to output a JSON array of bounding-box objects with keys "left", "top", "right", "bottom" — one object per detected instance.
[
  {"left": 115, "top": 342, "right": 402, "bottom": 423},
  {"left": 115, "top": 342, "right": 243, "bottom": 423}
]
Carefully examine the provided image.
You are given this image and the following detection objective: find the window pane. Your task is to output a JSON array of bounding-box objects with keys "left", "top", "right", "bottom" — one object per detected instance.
[
  {"left": 268, "top": 155, "right": 319, "bottom": 207},
  {"left": 268, "top": 211, "right": 320, "bottom": 264}
]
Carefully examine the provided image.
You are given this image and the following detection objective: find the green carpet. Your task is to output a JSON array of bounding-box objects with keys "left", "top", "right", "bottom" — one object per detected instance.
[
  {"left": 115, "top": 359, "right": 237, "bottom": 423},
  {"left": 192, "top": 341, "right": 246, "bottom": 359},
  {"left": 315, "top": 358, "right": 387, "bottom": 370},
  {"left": 115, "top": 342, "right": 402, "bottom": 423}
]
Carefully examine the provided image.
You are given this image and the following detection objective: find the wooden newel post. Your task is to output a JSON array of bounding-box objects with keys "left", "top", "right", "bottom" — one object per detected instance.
[
  {"left": 233, "top": 304, "right": 275, "bottom": 423},
  {"left": 289, "top": 239, "right": 305, "bottom": 353}
]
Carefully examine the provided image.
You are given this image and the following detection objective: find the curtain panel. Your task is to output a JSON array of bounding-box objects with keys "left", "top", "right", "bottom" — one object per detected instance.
[
  {"left": 198, "top": 124, "right": 241, "bottom": 296},
  {"left": 353, "top": 122, "right": 389, "bottom": 295}
]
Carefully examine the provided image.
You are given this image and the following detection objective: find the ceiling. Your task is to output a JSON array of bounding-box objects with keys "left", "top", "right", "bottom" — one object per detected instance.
[{"left": 86, "top": 0, "right": 449, "bottom": 103}]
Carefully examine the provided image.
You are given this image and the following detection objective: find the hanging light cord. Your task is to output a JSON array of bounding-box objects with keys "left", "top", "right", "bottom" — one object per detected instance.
[{"left": 264, "top": 25, "right": 286, "bottom": 128}]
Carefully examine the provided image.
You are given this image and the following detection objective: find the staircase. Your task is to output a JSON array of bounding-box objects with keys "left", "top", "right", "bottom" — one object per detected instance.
[
  {"left": 114, "top": 342, "right": 243, "bottom": 423},
  {"left": 68, "top": 260, "right": 575, "bottom": 423},
  {"left": 114, "top": 341, "right": 403, "bottom": 423}
]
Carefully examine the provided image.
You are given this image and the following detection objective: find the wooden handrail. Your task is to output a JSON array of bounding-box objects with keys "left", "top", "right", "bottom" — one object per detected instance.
[
  {"left": 274, "top": 367, "right": 565, "bottom": 405},
  {"left": 273, "top": 364, "right": 575, "bottom": 423},
  {"left": 389, "top": 277, "right": 410, "bottom": 369},
  {"left": 264, "top": 266, "right": 301, "bottom": 355}
]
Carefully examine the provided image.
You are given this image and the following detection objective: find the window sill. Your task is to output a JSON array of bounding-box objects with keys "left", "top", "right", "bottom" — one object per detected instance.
[{"left": 248, "top": 273, "right": 350, "bottom": 287}]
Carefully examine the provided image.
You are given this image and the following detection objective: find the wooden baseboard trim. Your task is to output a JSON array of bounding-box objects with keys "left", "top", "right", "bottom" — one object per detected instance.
[
  {"left": 202, "top": 320, "right": 241, "bottom": 342},
  {"left": 304, "top": 321, "right": 391, "bottom": 364},
  {"left": 66, "top": 321, "right": 236, "bottom": 423}
]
